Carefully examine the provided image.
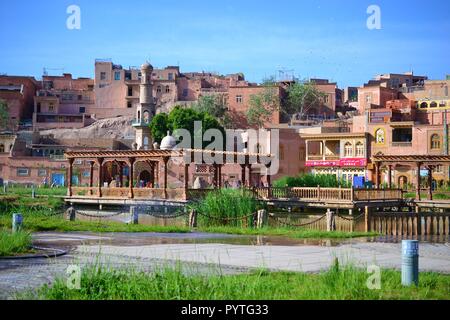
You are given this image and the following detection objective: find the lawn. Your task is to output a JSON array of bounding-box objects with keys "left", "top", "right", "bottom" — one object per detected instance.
[
  {"left": 0, "top": 230, "right": 32, "bottom": 257},
  {"left": 26, "top": 264, "right": 450, "bottom": 300}
]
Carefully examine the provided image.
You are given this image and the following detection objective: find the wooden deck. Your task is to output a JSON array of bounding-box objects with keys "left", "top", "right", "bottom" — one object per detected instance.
[{"left": 65, "top": 186, "right": 405, "bottom": 209}]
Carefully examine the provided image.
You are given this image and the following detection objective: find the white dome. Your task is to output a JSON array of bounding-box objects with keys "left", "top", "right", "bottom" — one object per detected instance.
[{"left": 160, "top": 132, "right": 177, "bottom": 150}]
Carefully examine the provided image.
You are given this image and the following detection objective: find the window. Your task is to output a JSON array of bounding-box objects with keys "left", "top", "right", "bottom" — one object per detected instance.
[
  {"left": 82, "top": 171, "right": 90, "bottom": 178},
  {"left": 420, "top": 102, "right": 428, "bottom": 109},
  {"left": 434, "top": 165, "right": 444, "bottom": 173},
  {"left": 38, "top": 169, "right": 47, "bottom": 177},
  {"left": 79, "top": 107, "right": 86, "bottom": 113},
  {"left": 365, "top": 94, "right": 372, "bottom": 104},
  {"left": 114, "top": 72, "right": 121, "bottom": 81},
  {"left": 168, "top": 73, "right": 174, "bottom": 81},
  {"left": 375, "top": 128, "right": 385, "bottom": 144},
  {"left": 392, "top": 128, "right": 412, "bottom": 143},
  {"left": 157, "top": 86, "right": 162, "bottom": 93},
  {"left": 431, "top": 134, "right": 441, "bottom": 150},
  {"left": 78, "top": 95, "right": 82, "bottom": 101},
  {"left": 17, "top": 168, "right": 30, "bottom": 176},
  {"left": 430, "top": 101, "right": 438, "bottom": 108},
  {"left": 356, "top": 142, "right": 365, "bottom": 157},
  {"left": 236, "top": 95, "right": 243, "bottom": 103},
  {"left": 182, "top": 89, "right": 188, "bottom": 97},
  {"left": 0, "top": 144, "right": 4, "bottom": 153},
  {"left": 100, "top": 72, "right": 106, "bottom": 81},
  {"left": 127, "top": 102, "right": 132, "bottom": 109},
  {"left": 165, "top": 85, "right": 170, "bottom": 93},
  {"left": 344, "top": 142, "right": 353, "bottom": 157},
  {"left": 128, "top": 87, "right": 133, "bottom": 97},
  {"left": 49, "top": 104, "right": 54, "bottom": 112},
  {"left": 323, "top": 95, "right": 329, "bottom": 104},
  {"left": 299, "top": 147, "right": 305, "bottom": 161},
  {"left": 279, "top": 145, "right": 285, "bottom": 161}
]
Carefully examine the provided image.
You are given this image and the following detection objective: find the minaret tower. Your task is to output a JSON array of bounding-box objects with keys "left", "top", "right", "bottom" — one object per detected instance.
[{"left": 133, "top": 62, "right": 156, "bottom": 150}]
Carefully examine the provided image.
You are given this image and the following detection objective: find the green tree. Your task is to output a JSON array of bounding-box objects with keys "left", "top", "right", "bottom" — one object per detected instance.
[
  {"left": 0, "top": 100, "right": 9, "bottom": 130},
  {"left": 246, "top": 77, "right": 281, "bottom": 128},
  {"left": 150, "top": 106, "right": 225, "bottom": 149},
  {"left": 149, "top": 113, "right": 171, "bottom": 144},
  {"left": 285, "top": 81, "right": 326, "bottom": 121},
  {"left": 192, "top": 95, "right": 232, "bottom": 128}
]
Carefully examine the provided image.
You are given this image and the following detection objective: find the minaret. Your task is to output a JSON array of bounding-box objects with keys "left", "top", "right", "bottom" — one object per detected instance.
[{"left": 133, "top": 62, "right": 156, "bottom": 150}]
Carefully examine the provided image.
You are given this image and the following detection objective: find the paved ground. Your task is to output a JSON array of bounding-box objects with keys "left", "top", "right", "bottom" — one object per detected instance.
[{"left": 0, "top": 232, "right": 449, "bottom": 299}]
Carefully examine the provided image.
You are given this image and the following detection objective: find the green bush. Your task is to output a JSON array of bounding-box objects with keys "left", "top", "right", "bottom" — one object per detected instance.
[
  {"left": 273, "top": 174, "right": 350, "bottom": 188},
  {"left": 190, "top": 189, "right": 261, "bottom": 227}
]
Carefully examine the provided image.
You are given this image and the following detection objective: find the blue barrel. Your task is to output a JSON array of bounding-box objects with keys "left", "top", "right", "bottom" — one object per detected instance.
[
  {"left": 12, "top": 213, "right": 23, "bottom": 233},
  {"left": 402, "top": 240, "right": 419, "bottom": 286}
]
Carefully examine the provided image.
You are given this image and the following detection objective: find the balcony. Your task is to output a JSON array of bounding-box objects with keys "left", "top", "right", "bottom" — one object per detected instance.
[
  {"left": 132, "top": 119, "right": 151, "bottom": 127},
  {"left": 391, "top": 142, "right": 412, "bottom": 147}
]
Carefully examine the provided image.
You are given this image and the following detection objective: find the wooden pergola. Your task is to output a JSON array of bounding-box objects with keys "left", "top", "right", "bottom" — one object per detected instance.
[
  {"left": 373, "top": 155, "right": 450, "bottom": 201},
  {"left": 65, "top": 148, "right": 273, "bottom": 201}
]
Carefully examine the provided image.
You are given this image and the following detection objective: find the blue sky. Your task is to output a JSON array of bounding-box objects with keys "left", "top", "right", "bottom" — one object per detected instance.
[{"left": 0, "top": 0, "right": 449, "bottom": 88}]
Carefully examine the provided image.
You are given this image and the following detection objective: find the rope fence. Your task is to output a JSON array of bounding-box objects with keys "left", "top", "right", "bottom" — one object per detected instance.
[{"left": 269, "top": 213, "right": 327, "bottom": 228}]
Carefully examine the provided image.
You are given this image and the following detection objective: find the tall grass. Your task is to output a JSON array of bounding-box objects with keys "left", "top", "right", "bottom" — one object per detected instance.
[
  {"left": 190, "top": 189, "right": 261, "bottom": 227},
  {"left": 0, "top": 230, "right": 32, "bottom": 256},
  {"left": 273, "top": 174, "right": 351, "bottom": 188},
  {"left": 28, "top": 264, "right": 450, "bottom": 300}
]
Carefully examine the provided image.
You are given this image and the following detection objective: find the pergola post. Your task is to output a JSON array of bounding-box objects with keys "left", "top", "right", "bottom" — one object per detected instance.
[
  {"left": 89, "top": 161, "right": 94, "bottom": 195},
  {"left": 163, "top": 157, "right": 169, "bottom": 199},
  {"left": 218, "top": 164, "right": 223, "bottom": 188},
  {"left": 375, "top": 162, "right": 381, "bottom": 189},
  {"left": 427, "top": 165, "right": 433, "bottom": 201},
  {"left": 240, "top": 164, "right": 246, "bottom": 188},
  {"left": 416, "top": 162, "right": 422, "bottom": 201},
  {"left": 128, "top": 157, "right": 135, "bottom": 199},
  {"left": 387, "top": 165, "right": 393, "bottom": 189},
  {"left": 97, "top": 158, "right": 104, "bottom": 198},
  {"left": 246, "top": 164, "right": 252, "bottom": 188},
  {"left": 184, "top": 163, "right": 189, "bottom": 200},
  {"left": 67, "top": 158, "right": 74, "bottom": 197}
]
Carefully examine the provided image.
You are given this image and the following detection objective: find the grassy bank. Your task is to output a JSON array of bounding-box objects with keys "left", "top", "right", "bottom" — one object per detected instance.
[
  {"left": 199, "top": 226, "right": 378, "bottom": 239},
  {"left": 27, "top": 264, "right": 450, "bottom": 300},
  {"left": 0, "top": 214, "right": 190, "bottom": 233},
  {"left": 0, "top": 230, "right": 32, "bottom": 256}
]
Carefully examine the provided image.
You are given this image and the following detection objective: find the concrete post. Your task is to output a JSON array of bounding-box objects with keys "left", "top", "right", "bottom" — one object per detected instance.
[
  {"left": 365, "top": 206, "right": 371, "bottom": 233},
  {"left": 67, "top": 207, "right": 76, "bottom": 221},
  {"left": 3, "top": 184, "right": 6, "bottom": 194},
  {"left": 12, "top": 213, "right": 23, "bottom": 233},
  {"left": 31, "top": 185, "right": 36, "bottom": 199},
  {"left": 402, "top": 240, "right": 419, "bottom": 287},
  {"left": 130, "top": 206, "right": 139, "bottom": 225},
  {"left": 257, "top": 209, "right": 268, "bottom": 229},
  {"left": 326, "top": 209, "right": 336, "bottom": 232},
  {"left": 189, "top": 209, "right": 198, "bottom": 228}
]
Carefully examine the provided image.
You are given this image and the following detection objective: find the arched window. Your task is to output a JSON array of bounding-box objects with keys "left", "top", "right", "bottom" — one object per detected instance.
[
  {"left": 165, "top": 85, "right": 170, "bottom": 93},
  {"left": 430, "top": 101, "right": 438, "bottom": 108},
  {"left": 356, "top": 142, "right": 365, "bottom": 157},
  {"left": 431, "top": 134, "right": 441, "bottom": 150},
  {"left": 344, "top": 142, "right": 353, "bottom": 157},
  {"left": 375, "top": 129, "right": 385, "bottom": 144},
  {"left": 157, "top": 86, "right": 162, "bottom": 93},
  {"left": 0, "top": 144, "right": 4, "bottom": 153},
  {"left": 420, "top": 102, "right": 428, "bottom": 109}
]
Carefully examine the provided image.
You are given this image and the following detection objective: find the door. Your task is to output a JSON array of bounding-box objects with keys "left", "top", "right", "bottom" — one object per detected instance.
[{"left": 52, "top": 173, "right": 65, "bottom": 187}]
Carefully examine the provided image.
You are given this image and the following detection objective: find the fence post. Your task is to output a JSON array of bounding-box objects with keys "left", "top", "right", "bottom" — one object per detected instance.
[
  {"left": 256, "top": 209, "right": 268, "bottom": 229},
  {"left": 326, "top": 209, "right": 336, "bottom": 232},
  {"left": 3, "top": 184, "right": 7, "bottom": 194},
  {"left": 130, "top": 206, "right": 139, "bottom": 225},
  {"left": 12, "top": 213, "right": 23, "bottom": 233},
  {"left": 66, "top": 206, "right": 76, "bottom": 221},
  {"left": 31, "top": 185, "right": 36, "bottom": 199},
  {"left": 189, "top": 209, "right": 198, "bottom": 228},
  {"left": 365, "top": 206, "right": 371, "bottom": 233},
  {"left": 317, "top": 185, "right": 321, "bottom": 201}
]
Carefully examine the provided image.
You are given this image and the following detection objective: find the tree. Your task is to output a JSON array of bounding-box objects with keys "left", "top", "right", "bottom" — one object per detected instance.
[
  {"left": 246, "top": 78, "right": 281, "bottom": 128},
  {"left": 150, "top": 113, "right": 171, "bottom": 144},
  {"left": 0, "top": 100, "right": 9, "bottom": 130},
  {"left": 192, "top": 95, "right": 232, "bottom": 128},
  {"left": 149, "top": 106, "right": 225, "bottom": 149},
  {"left": 285, "top": 81, "right": 327, "bottom": 121}
]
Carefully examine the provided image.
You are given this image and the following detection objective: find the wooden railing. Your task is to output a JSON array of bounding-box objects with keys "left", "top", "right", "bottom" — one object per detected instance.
[
  {"left": 353, "top": 189, "right": 403, "bottom": 201},
  {"left": 101, "top": 187, "right": 129, "bottom": 198},
  {"left": 367, "top": 210, "right": 450, "bottom": 236},
  {"left": 252, "top": 187, "right": 354, "bottom": 202}
]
